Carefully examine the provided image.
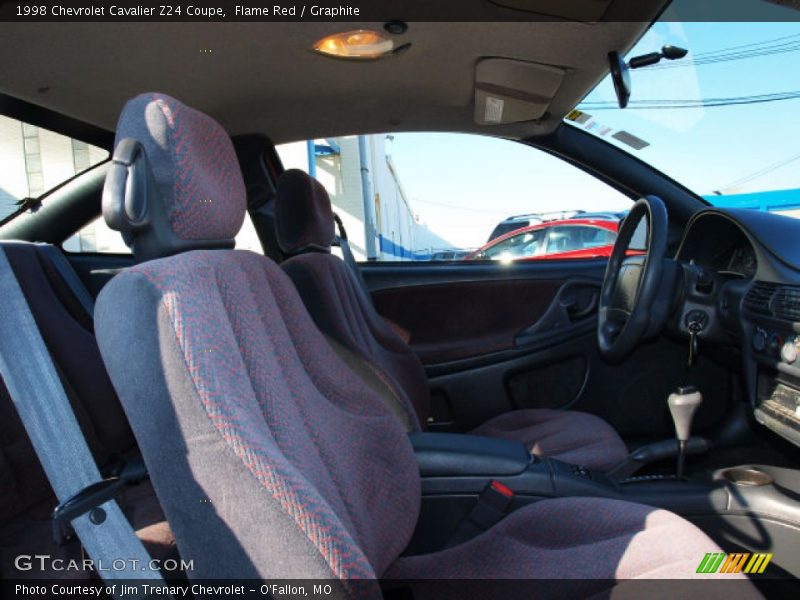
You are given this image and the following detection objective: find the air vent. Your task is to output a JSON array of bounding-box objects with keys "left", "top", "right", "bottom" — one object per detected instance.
[
  {"left": 744, "top": 282, "right": 800, "bottom": 322},
  {"left": 774, "top": 287, "right": 800, "bottom": 322},
  {"left": 743, "top": 282, "right": 779, "bottom": 315}
]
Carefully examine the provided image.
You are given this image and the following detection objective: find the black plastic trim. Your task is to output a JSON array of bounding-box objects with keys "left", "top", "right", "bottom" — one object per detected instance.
[
  {"left": 410, "top": 432, "right": 531, "bottom": 477},
  {"left": 361, "top": 259, "right": 609, "bottom": 292},
  {"left": 0, "top": 93, "right": 114, "bottom": 149},
  {"left": 0, "top": 163, "right": 108, "bottom": 244}
]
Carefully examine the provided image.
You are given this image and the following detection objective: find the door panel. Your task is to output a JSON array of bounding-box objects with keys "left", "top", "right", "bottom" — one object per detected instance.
[
  {"left": 425, "top": 328, "right": 597, "bottom": 433},
  {"left": 364, "top": 259, "right": 605, "bottom": 430},
  {"left": 425, "top": 329, "right": 733, "bottom": 439},
  {"left": 363, "top": 259, "right": 733, "bottom": 441},
  {"left": 367, "top": 259, "right": 607, "bottom": 365},
  {"left": 373, "top": 278, "right": 563, "bottom": 364}
]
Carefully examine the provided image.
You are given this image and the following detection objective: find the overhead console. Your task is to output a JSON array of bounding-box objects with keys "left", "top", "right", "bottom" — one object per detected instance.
[{"left": 743, "top": 281, "right": 800, "bottom": 447}]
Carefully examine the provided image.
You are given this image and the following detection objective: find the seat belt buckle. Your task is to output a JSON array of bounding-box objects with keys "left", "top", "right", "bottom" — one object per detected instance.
[
  {"left": 471, "top": 480, "right": 514, "bottom": 527},
  {"left": 488, "top": 480, "right": 514, "bottom": 502},
  {"left": 445, "top": 480, "right": 515, "bottom": 548},
  {"left": 52, "top": 477, "right": 127, "bottom": 545}
]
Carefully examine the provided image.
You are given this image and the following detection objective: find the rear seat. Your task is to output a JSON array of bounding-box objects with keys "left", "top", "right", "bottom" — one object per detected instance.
[{"left": 0, "top": 241, "right": 174, "bottom": 579}]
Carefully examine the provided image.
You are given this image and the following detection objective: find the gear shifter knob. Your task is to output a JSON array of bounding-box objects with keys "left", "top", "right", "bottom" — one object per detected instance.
[
  {"left": 668, "top": 386, "right": 703, "bottom": 480},
  {"left": 668, "top": 386, "right": 703, "bottom": 441}
]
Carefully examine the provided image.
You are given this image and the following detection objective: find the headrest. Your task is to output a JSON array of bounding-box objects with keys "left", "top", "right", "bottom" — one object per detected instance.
[
  {"left": 102, "top": 93, "right": 246, "bottom": 261},
  {"left": 275, "top": 169, "right": 336, "bottom": 255}
]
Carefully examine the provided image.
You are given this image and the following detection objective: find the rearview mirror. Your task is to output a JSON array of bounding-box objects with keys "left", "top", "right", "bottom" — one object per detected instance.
[
  {"left": 608, "top": 51, "right": 631, "bottom": 109},
  {"left": 609, "top": 45, "right": 689, "bottom": 109}
]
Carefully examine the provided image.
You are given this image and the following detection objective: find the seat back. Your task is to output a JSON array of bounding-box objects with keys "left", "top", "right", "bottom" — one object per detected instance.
[
  {"left": 95, "top": 94, "right": 420, "bottom": 586},
  {"left": 276, "top": 170, "right": 430, "bottom": 428}
]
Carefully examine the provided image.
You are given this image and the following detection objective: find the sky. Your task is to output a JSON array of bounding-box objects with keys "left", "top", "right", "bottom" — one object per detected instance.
[
  {"left": 388, "top": 0, "right": 800, "bottom": 249},
  {"left": 387, "top": 133, "right": 630, "bottom": 247}
]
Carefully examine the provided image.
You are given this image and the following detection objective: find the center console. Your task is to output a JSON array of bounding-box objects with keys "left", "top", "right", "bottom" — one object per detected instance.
[
  {"left": 743, "top": 282, "right": 800, "bottom": 448},
  {"left": 410, "top": 432, "right": 725, "bottom": 510},
  {"left": 412, "top": 432, "right": 617, "bottom": 500},
  {"left": 407, "top": 432, "right": 800, "bottom": 577}
]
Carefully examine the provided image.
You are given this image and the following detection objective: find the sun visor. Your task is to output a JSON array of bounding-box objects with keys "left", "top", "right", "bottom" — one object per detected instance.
[
  {"left": 474, "top": 58, "right": 566, "bottom": 125},
  {"left": 488, "top": 0, "right": 612, "bottom": 21}
]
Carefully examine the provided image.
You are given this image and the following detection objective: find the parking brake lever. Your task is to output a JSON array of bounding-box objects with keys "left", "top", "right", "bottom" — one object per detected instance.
[{"left": 607, "top": 436, "right": 710, "bottom": 482}]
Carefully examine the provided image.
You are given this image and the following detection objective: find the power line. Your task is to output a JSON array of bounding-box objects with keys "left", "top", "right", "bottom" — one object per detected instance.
[
  {"left": 718, "top": 151, "right": 800, "bottom": 191},
  {"left": 410, "top": 197, "right": 510, "bottom": 215},
  {"left": 648, "top": 42, "right": 800, "bottom": 70},
  {"left": 641, "top": 33, "right": 800, "bottom": 70},
  {"left": 685, "top": 32, "right": 800, "bottom": 58},
  {"left": 580, "top": 90, "right": 800, "bottom": 109},
  {"left": 597, "top": 90, "right": 800, "bottom": 103}
]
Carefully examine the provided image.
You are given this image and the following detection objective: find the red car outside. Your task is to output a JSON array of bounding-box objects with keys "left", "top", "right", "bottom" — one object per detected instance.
[{"left": 466, "top": 218, "right": 619, "bottom": 262}]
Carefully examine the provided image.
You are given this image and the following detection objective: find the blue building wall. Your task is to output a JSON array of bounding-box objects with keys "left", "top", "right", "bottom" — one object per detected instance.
[{"left": 704, "top": 188, "right": 800, "bottom": 212}]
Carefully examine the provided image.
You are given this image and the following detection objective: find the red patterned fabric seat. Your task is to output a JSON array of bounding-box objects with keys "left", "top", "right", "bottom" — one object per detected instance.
[{"left": 276, "top": 169, "right": 629, "bottom": 471}]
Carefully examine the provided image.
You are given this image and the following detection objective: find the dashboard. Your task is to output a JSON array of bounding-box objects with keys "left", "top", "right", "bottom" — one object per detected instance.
[
  {"left": 675, "top": 209, "right": 800, "bottom": 448},
  {"left": 725, "top": 245, "right": 758, "bottom": 280},
  {"left": 676, "top": 212, "right": 759, "bottom": 279}
]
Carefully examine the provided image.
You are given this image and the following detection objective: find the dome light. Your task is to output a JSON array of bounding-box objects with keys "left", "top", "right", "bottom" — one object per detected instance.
[{"left": 313, "top": 30, "right": 395, "bottom": 60}]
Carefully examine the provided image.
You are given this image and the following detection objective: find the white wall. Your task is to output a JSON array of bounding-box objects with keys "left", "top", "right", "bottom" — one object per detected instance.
[
  {"left": 0, "top": 115, "right": 109, "bottom": 223},
  {"left": 0, "top": 116, "right": 28, "bottom": 220},
  {"left": 318, "top": 137, "right": 370, "bottom": 259},
  {"left": 278, "top": 135, "right": 456, "bottom": 261}
]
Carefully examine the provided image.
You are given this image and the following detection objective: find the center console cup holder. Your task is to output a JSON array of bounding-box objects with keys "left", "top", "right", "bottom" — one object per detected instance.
[{"left": 720, "top": 467, "right": 774, "bottom": 487}]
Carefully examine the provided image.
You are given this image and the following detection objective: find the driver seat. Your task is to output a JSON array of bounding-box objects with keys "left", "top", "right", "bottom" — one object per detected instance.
[{"left": 275, "top": 170, "right": 629, "bottom": 471}]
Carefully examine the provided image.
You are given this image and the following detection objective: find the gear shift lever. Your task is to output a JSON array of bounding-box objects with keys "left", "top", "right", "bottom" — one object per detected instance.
[{"left": 668, "top": 386, "right": 703, "bottom": 479}]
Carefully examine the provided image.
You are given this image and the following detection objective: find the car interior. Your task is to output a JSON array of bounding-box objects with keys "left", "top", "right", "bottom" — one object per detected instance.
[{"left": 1, "top": 1, "right": 799, "bottom": 598}]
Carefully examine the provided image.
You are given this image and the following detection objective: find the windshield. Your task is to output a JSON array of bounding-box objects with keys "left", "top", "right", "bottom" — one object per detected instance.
[{"left": 569, "top": 0, "right": 800, "bottom": 218}]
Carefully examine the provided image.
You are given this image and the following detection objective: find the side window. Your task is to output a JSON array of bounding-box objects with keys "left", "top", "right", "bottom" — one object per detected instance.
[
  {"left": 276, "top": 133, "right": 630, "bottom": 263},
  {"left": 63, "top": 213, "right": 264, "bottom": 255},
  {"left": 481, "top": 229, "right": 545, "bottom": 261},
  {"left": 544, "top": 225, "right": 617, "bottom": 255},
  {"left": 63, "top": 217, "right": 131, "bottom": 254},
  {"left": 0, "top": 115, "right": 108, "bottom": 222}
]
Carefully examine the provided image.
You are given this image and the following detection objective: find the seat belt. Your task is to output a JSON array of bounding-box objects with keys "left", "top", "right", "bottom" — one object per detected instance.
[
  {"left": 0, "top": 247, "right": 168, "bottom": 595},
  {"left": 37, "top": 243, "right": 96, "bottom": 316},
  {"left": 332, "top": 212, "right": 373, "bottom": 304}
]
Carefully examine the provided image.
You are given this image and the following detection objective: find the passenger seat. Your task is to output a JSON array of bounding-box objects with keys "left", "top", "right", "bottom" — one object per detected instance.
[
  {"left": 274, "top": 170, "right": 630, "bottom": 471},
  {"left": 0, "top": 241, "right": 173, "bottom": 579}
]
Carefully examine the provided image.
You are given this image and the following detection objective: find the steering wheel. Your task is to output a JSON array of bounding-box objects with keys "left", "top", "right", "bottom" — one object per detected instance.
[{"left": 598, "top": 195, "right": 669, "bottom": 361}]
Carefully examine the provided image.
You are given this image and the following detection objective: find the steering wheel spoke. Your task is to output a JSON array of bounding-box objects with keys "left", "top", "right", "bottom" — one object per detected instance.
[{"left": 597, "top": 196, "right": 668, "bottom": 361}]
